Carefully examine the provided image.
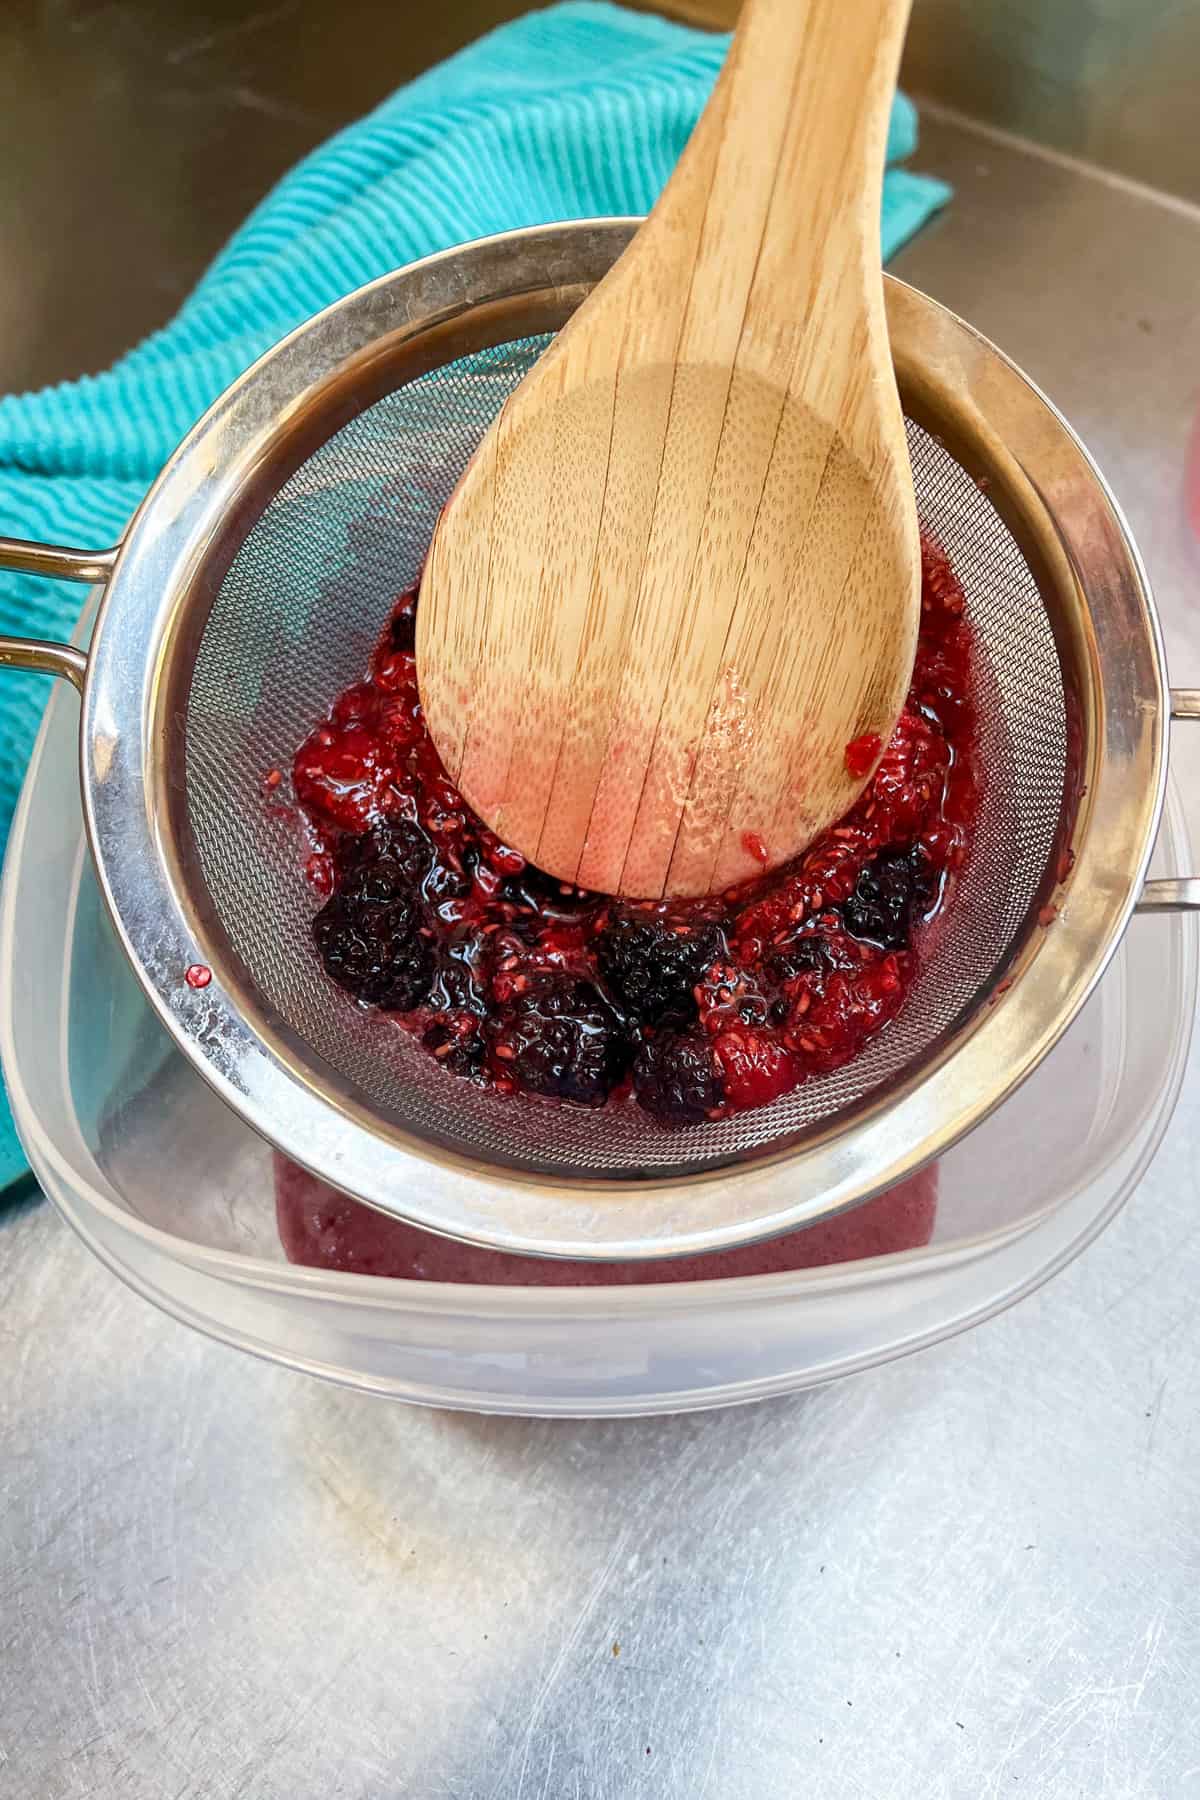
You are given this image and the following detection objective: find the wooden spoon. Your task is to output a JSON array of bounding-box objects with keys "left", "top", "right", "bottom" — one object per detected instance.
[{"left": 418, "top": 0, "right": 920, "bottom": 899}]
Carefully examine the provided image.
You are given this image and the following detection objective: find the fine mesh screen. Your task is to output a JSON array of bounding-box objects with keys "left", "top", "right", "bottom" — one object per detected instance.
[{"left": 186, "top": 337, "right": 1067, "bottom": 1178}]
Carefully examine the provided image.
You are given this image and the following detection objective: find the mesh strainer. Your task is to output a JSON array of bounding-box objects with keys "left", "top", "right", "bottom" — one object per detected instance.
[{"left": 1, "top": 221, "right": 1196, "bottom": 1260}]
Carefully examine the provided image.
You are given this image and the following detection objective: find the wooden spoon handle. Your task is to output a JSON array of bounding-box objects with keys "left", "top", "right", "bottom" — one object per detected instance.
[
  {"left": 655, "top": 0, "right": 912, "bottom": 426},
  {"left": 569, "top": 0, "right": 916, "bottom": 895}
]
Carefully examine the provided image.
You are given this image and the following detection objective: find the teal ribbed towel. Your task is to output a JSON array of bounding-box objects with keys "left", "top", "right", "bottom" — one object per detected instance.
[{"left": 0, "top": 1, "right": 949, "bottom": 1191}]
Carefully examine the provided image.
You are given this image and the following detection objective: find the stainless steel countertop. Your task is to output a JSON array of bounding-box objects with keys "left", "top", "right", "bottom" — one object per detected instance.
[{"left": 4, "top": 115, "right": 1200, "bottom": 1799}]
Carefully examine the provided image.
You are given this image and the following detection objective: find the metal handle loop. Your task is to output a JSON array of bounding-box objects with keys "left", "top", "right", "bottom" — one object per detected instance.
[
  {"left": 0, "top": 535, "right": 119, "bottom": 694},
  {"left": 1137, "top": 690, "right": 1200, "bottom": 913},
  {"left": 0, "top": 637, "right": 87, "bottom": 693}
]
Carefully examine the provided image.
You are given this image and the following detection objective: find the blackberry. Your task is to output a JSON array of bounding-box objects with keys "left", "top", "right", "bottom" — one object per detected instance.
[
  {"left": 633, "top": 1031, "right": 725, "bottom": 1126},
  {"left": 842, "top": 849, "right": 934, "bottom": 950},
  {"left": 422, "top": 1020, "right": 487, "bottom": 1081},
  {"left": 339, "top": 818, "right": 433, "bottom": 893},
  {"left": 313, "top": 857, "right": 433, "bottom": 1011},
  {"left": 421, "top": 855, "right": 471, "bottom": 906},
  {"left": 596, "top": 917, "right": 723, "bottom": 1028},
  {"left": 768, "top": 933, "right": 835, "bottom": 984},
  {"left": 491, "top": 976, "right": 630, "bottom": 1108},
  {"left": 427, "top": 948, "right": 487, "bottom": 1019}
]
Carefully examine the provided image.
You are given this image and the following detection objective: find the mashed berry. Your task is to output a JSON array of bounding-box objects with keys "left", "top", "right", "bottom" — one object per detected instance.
[{"left": 291, "top": 536, "right": 978, "bottom": 1127}]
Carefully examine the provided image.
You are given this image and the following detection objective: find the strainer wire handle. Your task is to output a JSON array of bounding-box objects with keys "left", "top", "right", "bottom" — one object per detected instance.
[
  {"left": 0, "top": 535, "right": 119, "bottom": 694},
  {"left": 1137, "top": 690, "right": 1200, "bottom": 913}
]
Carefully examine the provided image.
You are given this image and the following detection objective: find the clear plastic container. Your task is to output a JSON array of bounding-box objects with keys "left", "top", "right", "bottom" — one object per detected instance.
[{"left": 1, "top": 664, "right": 1195, "bottom": 1415}]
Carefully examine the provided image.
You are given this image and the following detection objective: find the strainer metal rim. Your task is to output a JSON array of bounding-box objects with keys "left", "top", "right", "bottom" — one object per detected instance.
[{"left": 1, "top": 221, "right": 1173, "bottom": 1259}]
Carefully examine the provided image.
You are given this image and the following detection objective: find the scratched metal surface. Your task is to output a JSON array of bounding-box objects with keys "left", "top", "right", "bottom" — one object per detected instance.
[
  {"left": 0, "top": 0, "right": 533, "bottom": 390},
  {"left": 4, "top": 115, "right": 1200, "bottom": 1800}
]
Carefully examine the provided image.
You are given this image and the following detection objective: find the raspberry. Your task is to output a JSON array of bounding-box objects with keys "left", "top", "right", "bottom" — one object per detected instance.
[
  {"left": 713, "top": 1029, "right": 797, "bottom": 1110},
  {"left": 490, "top": 976, "right": 630, "bottom": 1108},
  {"left": 785, "top": 957, "right": 908, "bottom": 1071},
  {"left": 597, "top": 917, "right": 723, "bottom": 1027},
  {"left": 331, "top": 683, "right": 379, "bottom": 731},
  {"left": 292, "top": 724, "right": 393, "bottom": 833},
  {"left": 844, "top": 731, "right": 882, "bottom": 780},
  {"left": 633, "top": 1032, "right": 725, "bottom": 1126}
]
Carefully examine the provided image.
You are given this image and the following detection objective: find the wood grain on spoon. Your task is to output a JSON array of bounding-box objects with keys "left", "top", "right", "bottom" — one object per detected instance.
[{"left": 418, "top": 0, "right": 920, "bottom": 898}]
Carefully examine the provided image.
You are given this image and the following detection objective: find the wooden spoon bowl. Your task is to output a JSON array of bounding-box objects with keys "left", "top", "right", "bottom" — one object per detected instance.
[{"left": 418, "top": 0, "right": 920, "bottom": 897}]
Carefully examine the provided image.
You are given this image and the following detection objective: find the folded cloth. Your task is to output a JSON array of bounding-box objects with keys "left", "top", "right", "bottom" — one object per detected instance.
[{"left": 0, "top": 0, "right": 949, "bottom": 1193}]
